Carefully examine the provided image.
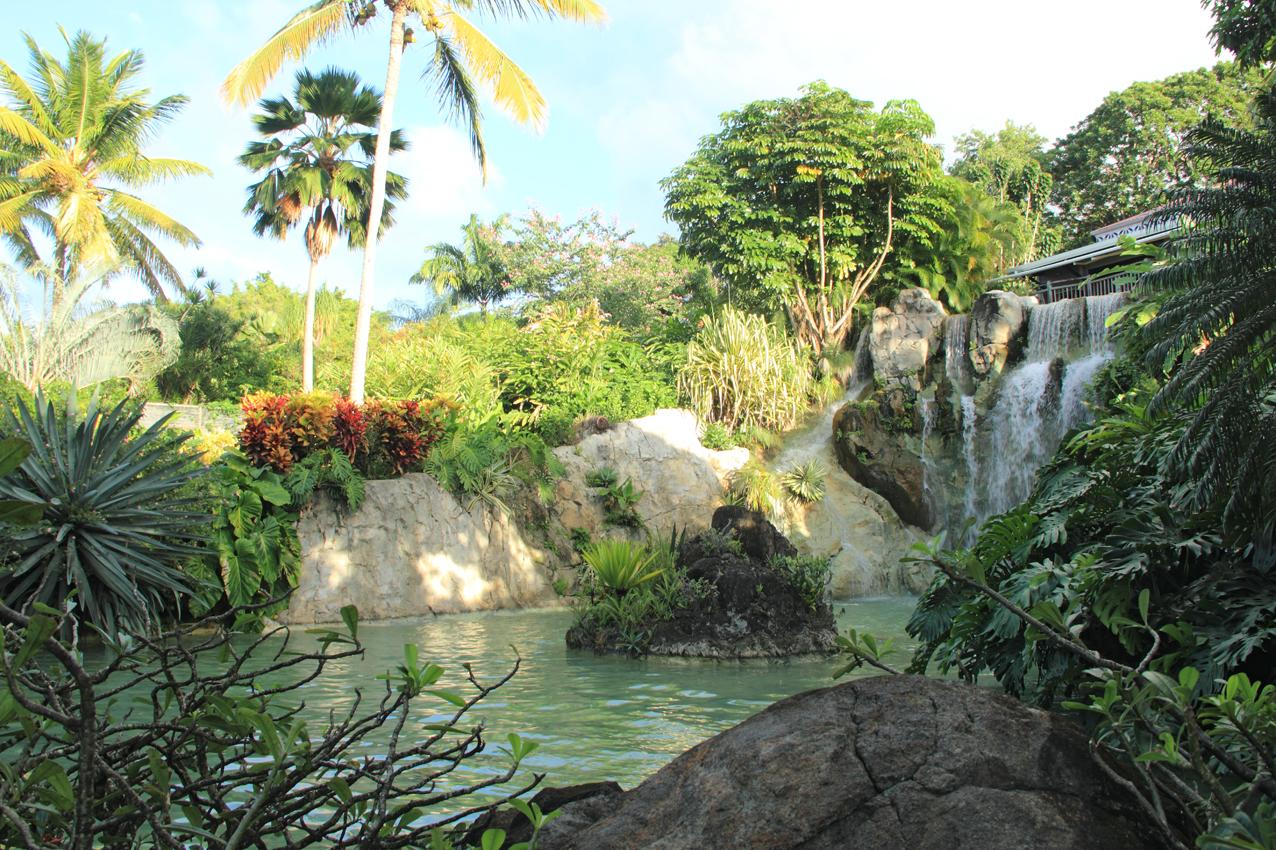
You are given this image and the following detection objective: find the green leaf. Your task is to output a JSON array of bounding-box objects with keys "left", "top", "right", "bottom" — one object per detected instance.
[
  {"left": 340, "top": 605, "right": 359, "bottom": 640},
  {"left": 0, "top": 437, "right": 31, "bottom": 477},
  {"left": 0, "top": 499, "right": 43, "bottom": 526}
]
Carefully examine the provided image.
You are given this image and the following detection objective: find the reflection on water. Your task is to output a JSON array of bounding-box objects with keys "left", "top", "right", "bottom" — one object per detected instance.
[{"left": 106, "top": 598, "right": 915, "bottom": 807}]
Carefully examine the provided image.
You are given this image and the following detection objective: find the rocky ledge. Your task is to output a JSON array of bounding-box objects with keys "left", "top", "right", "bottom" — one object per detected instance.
[
  {"left": 534, "top": 674, "right": 1167, "bottom": 850},
  {"left": 566, "top": 506, "right": 838, "bottom": 659}
]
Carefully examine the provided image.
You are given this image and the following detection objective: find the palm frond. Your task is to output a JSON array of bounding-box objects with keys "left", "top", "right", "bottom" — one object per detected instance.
[{"left": 222, "top": 0, "right": 352, "bottom": 106}]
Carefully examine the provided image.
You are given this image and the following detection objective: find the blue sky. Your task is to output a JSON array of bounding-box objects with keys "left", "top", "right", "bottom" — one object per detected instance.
[{"left": 1, "top": 1, "right": 1221, "bottom": 311}]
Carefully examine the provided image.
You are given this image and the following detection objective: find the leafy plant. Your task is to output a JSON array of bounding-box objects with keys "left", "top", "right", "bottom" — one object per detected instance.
[
  {"left": 0, "top": 439, "right": 42, "bottom": 526},
  {"left": 699, "top": 421, "right": 736, "bottom": 450},
  {"left": 0, "top": 602, "right": 539, "bottom": 849},
  {"left": 0, "top": 393, "right": 208, "bottom": 635},
  {"left": 283, "top": 447, "right": 366, "bottom": 511},
  {"left": 585, "top": 466, "right": 619, "bottom": 488},
  {"left": 727, "top": 461, "right": 784, "bottom": 518},
  {"left": 581, "top": 539, "right": 664, "bottom": 594},
  {"left": 600, "top": 478, "right": 643, "bottom": 527},
  {"left": 780, "top": 459, "right": 827, "bottom": 504},
  {"left": 679, "top": 307, "right": 814, "bottom": 433},
  {"left": 770, "top": 554, "right": 832, "bottom": 613}
]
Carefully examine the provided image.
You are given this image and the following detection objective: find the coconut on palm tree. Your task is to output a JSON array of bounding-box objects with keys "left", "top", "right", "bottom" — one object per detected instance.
[
  {"left": 240, "top": 67, "right": 407, "bottom": 391},
  {"left": 411, "top": 213, "right": 512, "bottom": 314},
  {"left": 223, "top": 0, "right": 607, "bottom": 402},
  {"left": 0, "top": 30, "right": 209, "bottom": 304}
]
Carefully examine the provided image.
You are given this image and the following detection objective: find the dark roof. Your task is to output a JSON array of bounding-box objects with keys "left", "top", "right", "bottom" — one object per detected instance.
[{"left": 994, "top": 214, "right": 1177, "bottom": 283}]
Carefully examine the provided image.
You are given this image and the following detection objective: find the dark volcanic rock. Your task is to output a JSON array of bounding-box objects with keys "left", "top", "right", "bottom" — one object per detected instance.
[
  {"left": 833, "top": 395, "right": 934, "bottom": 530},
  {"left": 538, "top": 675, "right": 1169, "bottom": 850},
  {"left": 464, "top": 782, "right": 622, "bottom": 847},
  {"left": 567, "top": 508, "right": 837, "bottom": 658}
]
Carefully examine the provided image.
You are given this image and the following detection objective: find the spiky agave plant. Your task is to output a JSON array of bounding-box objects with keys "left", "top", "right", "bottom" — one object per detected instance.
[
  {"left": 1143, "top": 85, "right": 1276, "bottom": 563},
  {"left": 0, "top": 393, "right": 209, "bottom": 635},
  {"left": 581, "top": 538, "right": 664, "bottom": 594},
  {"left": 781, "top": 459, "right": 827, "bottom": 504}
]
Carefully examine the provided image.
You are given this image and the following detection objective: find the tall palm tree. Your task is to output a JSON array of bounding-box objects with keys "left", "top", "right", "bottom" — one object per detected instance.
[
  {"left": 0, "top": 30, "right": 209, "bottom": 304},
  {"left": 239, "top": 67, "right": 407, "bottom": 391},
  {"left": 411, "top": 213, "right": 511, "bottom": 314},
  {"left": 223, "top": 0, "right": 607, "bottom": 402}
]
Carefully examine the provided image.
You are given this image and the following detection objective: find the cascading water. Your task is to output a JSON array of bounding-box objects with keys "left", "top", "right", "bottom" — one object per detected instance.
[
  {"left": 919, "top": 397, "right": 937, "bottom": 509},
  {"left": 944, "top": 315, "right": 972, "bottom": 391},
  {"left": 959, "top": 292, "right": 1125, "bottom": 530}
]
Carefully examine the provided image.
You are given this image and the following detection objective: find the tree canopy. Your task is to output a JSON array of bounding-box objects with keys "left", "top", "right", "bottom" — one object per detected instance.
[
  {"left": 1048, "top": 62, "right": 1264, "bottom": 245},
  {"left": 662, "top": 81, "right": 950, "bottom": 354}
]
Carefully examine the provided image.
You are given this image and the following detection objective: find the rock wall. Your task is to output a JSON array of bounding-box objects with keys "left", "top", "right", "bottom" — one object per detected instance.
[
  {"left": 551, "top": 409, "right": 750, "bottom": 540},
  {"left": 284, "top": 473, "right": 554, "bottom": 624}
]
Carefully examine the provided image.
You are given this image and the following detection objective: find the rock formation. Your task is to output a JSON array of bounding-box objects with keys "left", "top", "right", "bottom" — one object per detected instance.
[
  {"left": 868, "top": 287, "right": 947, "bottom": 389},
  {"left": 537, "top": 675, "right": 1168, "bottom": 850},
  {"left": 969, "top": 289, "right": 1035, "bottom": 378}
]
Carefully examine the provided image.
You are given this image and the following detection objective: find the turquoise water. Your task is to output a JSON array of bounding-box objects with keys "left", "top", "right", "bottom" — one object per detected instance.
[{"left": 277, "top": 598, "right": 917, "bottom": 793}]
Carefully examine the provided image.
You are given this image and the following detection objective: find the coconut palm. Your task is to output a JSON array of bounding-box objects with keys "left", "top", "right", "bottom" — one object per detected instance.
[
  {"left": 0, "top": 30, "right": 209, "bottom": 304},
  {"left": 411, "top": 213, "right": 511, "bottom": 313},
  {"left": 223, "top": 0, "right": 607, "bottom": 402},
  {"left": 240, "top": 67, "right": 407, "bottom": 390}
]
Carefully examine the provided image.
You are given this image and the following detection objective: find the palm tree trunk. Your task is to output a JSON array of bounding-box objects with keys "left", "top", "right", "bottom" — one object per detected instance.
[
  {"left": 303, "top": 255, "right": 320, "bottom": 392},
  {"left": 349, "top": 1, "right": 408, "bottom": 404}
]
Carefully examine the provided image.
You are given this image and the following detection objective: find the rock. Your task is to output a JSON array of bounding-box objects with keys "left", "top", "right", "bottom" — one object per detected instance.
[
  {"left": 538, "top": 675, "right": 1168, "bottom": 850},
  {"left": 567, "top": 508, "right": 838, "bottom": 658},
  {"left": 285, "top": 473, "right": 554, "bottom": 624},
  {"left": 832, "top": 395, "right": 933, "bottom": 530},
  {"left": 970, "top": 290, "right": 1035, "bottom": 377},
  {"left": 551, "top": 409, "right": 750, "bottom": 544},
  {"left": 464, "top": 782, "right": 623, "bottom": 847},
  {"left": 869, "top": 288, "right": 946, "bottom": 389}
]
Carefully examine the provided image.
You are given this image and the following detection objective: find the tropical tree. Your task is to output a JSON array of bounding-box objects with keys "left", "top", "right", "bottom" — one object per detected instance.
[
  {"left": 950, "top": 122, "right": 1059, "bottom": 265},
  {"left": 222, "top": 0, "right": 607, "bottom": 403},
  {"left": 1048, "top": 62, "right": 1263, "bottom": 245},
  {"left": 411, "top": 213, "right": 511, "bottom": 313},
  {"left": 662, "top": 81, "right": 950, "bottom": 355},
  {"left": 240, "top": 67, "right": 407, "bottom": 391},
  {"left": 0, "top": 30, "right": 208, "bottom": 303},
  {"left": 0, "top": 262, "right": 179, "bottom": 393}
]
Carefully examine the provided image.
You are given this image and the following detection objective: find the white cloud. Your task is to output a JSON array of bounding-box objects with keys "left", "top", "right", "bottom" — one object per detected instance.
[{"left": 399, "top": 125, "right": 503, "bottom": 221}]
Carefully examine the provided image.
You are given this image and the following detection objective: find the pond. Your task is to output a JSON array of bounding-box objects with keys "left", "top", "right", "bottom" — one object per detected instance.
[{"left": 273, "top": 597, "right": 917, "bottom": 797}]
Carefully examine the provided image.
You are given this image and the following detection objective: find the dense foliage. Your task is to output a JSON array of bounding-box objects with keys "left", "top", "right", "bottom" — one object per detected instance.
[
  {"left": 0, "top": 393, "right": 207, "bottom": 634},
  {"left": 1048, "top": 62, "right": 1263, "bottom": 244},
  {"left": 0, "top": 602, "right": 540, "bottom": 849},
  {"left": 663, "top": 81, "right": 950, "bottom": 353}
]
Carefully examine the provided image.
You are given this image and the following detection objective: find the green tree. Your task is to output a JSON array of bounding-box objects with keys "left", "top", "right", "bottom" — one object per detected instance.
[
  {"left": 240, "top": 67, "right": 407, "bottom": 391},
  {"left": 950, "top": 121, "right": 1058, "bottom": 264},
  {"left": 411, "top": 213, "right": 512, "bottom": 313},
  {"left": 662, "top": 81, "right": 950, "bottom": 355},
  {"left": 1204, "top": 0, "right": 1276, "bottom": 68},
  {"left": 0, "top": 30, "right": 209, "bottom": 302},
  {"left": 223, "top": 0, "right": 606, "bottom": 404},
  {"left": 1048, "top": 62, "right": 1263, "bottom": 244}
]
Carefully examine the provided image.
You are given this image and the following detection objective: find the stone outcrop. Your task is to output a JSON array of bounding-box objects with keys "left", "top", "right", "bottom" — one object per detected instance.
[
  {"left": 832, "top": 390, "right": 933, "bottom": 530},
  {"left": 551, "top": 408, "right": 749, "bottom": 540},
  {"left": 538, "top": 675, "right": 1168, "bottom": 850},
  {"left": 285, "top": 472, "right": 554, "bottom": 624},
  {"left": 869, "top": 288, "right": 946, "bottom": 389},
  {"left": 566, "top": 507, "right": 839, "bottom": 658},
  {"left": 969, "top": 289, "right": 1035, "bottom": 377}
]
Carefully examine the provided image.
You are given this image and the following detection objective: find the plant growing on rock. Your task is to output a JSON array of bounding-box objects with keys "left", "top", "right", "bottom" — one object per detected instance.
[
  {"left": 770, "top": 554, "right": 832, "bottom": 613},
  {"left": 581, "top": 539, "right": 664, "bottom": 594},
  {"left": 726, "top": 461, "right": 784, "bottom": 518},
  {"left": 781, "top": 459, "right": 827, "bottom": 504},
  {"left": 0, "top": 602, "right": 538, "bottom": 849},
  {"left": 0, "top": 393, "right": 208, "bottom": 634}
]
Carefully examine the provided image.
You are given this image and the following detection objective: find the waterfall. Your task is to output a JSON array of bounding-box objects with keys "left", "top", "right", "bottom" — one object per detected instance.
[
  {"left": 1026, "top": 298, "right": 1084, "bottom": 361},
  {"left": 944, "top": 315, "right": 972, "bottom": 390},
  {"left": 959, "top": 395, "right": 980, "bottom": 544},
  {"left": 850, "top": 327, "right": 873, "bottom": 384},
  {"left": 919, "top": 397, "right": 937, "bottom": 509}
]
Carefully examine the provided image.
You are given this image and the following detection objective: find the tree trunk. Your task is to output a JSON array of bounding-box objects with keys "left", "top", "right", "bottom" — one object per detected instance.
[
  {"left": 303, "top": 255, "right": 319, "bottom": 392},
  {"left": 349, "top": 1, "right": 408, "bottom": 404}
]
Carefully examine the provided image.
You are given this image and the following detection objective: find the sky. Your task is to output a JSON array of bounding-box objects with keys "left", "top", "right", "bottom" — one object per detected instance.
[{"left": 0, "top": 0, "right": 1223, "bottom": 311}]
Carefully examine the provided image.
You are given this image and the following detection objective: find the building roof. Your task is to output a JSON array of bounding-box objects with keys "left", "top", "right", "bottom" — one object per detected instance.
[{"left": 994, "top": 213, "right": 1178, "bottom": 283}]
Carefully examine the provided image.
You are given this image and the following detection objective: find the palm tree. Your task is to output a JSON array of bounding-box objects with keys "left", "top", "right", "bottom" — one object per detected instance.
[
  {"left": 239, "top": 67, "right": 407, "bottom": 391},
  {"left": 223, "top": 0, "right": 607, "bottom": 402},
  {"left": 0, "top": 30, "right": 209, "bottom": 304},
  {"left": 411, "top": 213, "right": 511, "bottom": 314}
]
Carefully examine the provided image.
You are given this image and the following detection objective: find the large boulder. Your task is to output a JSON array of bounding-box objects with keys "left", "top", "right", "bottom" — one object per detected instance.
[
  {"left": 970, "top": 290, "right": 1035, "bottom": 377},
  {"left": 288, "top": 473, "right": 554, "bottom": 624},
  {"left": 832, "top": 392, "right": 933, "bottom": 530},
  {"left": 539, "top": 675, "right": 1168, "bottom": 850},
  {"left": 551, "top": 409, "right": 750, "bottom": 540},
  {"left": 869, "top": 288, "right": 946, "bottom": 389},
  {"left": 567, "top": 507, "right": 838, "bottom": 658}
]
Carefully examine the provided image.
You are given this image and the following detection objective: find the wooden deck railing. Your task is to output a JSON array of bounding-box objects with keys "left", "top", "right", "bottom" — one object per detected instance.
[{"left": 1035, "top": 270, "right": 1139, "bottom": 304}]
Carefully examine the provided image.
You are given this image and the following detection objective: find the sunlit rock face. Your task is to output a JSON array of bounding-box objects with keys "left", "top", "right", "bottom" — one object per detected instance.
[
  {"left": 284, "top": 473, "right": 555, "bottom": 624},
  {"left": 969, "top": 289, "right": 1035, "bottom": 378},
  {"left": 868, "top": 287, "right": 946, "bottom": 390}
]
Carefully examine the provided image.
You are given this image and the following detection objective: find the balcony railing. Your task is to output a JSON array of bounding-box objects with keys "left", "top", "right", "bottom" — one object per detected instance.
[{"left": 1035, "top": 270, "right": 1139, "bottom": 304}]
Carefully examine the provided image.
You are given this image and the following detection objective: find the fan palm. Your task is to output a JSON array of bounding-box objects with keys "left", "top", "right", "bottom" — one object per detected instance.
[
  {"left": 1143, "top": 84, "right": 1276, "bottom": 564},
  {"left": 223, "top": 0, "right": 607, "bottom": 402},
  {"left": 240, "top": 67, "right": 407, "bottom": 391},
  {"left": 411, "top": 213, "right": 511, "bottom": 313},
  {"left": 0, "top": 30, "right": 209, "bottom": 304}
]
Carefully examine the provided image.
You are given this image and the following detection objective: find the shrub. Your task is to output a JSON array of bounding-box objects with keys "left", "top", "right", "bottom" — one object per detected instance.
[
  {"left": 191, "top": 428, "right": 238, "bottom": 464},
  {"left": 581, "top": 538, "right": 665, "bottom": 593},
  {"left": 0, "top": 393, "right": 208, "bottom": 634},
  {"left": 0, "top": 603, "right": 537, "bottom": 849},
  {"left": 699, "top": 421, "right": 736, "bottom": 450},
  {"left": 601, "top": 477, "right": 643, "bottom": 527},
  {"left": 770, "top": 554, "right": 832, "bottom": 612},
  {"left": 362, "top": 398, "right": 449, "bottom": 477},
  {"left": 426, "top": 416, "right": 555, "bottom": 514},
  {"left": 781, "top": 459, "right": 827, "bottom": 503},
  {"left": 679, "top": 307, "right": 814, "bottom": 433},
  {"left": 726, "top": 461, "right": 784, "bottom": 518}
]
